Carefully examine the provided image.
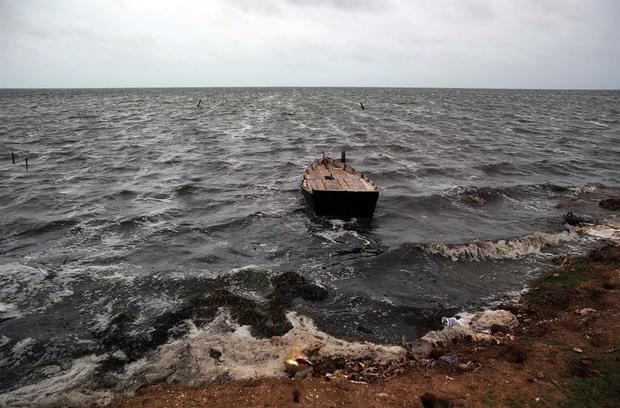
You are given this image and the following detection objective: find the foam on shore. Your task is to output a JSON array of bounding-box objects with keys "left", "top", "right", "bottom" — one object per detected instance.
[{"left": 0, "top": 311, "right": 405, "bottom": 407}]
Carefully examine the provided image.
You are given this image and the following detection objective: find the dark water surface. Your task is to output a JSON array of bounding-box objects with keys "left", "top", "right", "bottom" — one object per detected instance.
[{"left": 1, "top": 88, "right": 619, "bottom": 395}]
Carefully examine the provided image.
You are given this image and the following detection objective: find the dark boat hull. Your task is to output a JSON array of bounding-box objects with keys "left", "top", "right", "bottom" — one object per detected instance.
[{"left": 302, "top": 188, "right": 379, "bottom": 218}]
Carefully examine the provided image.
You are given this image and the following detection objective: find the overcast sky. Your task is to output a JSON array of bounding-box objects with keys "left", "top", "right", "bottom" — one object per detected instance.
[{"left": 1, "top": 0, "right": 618, "bottom": 88}]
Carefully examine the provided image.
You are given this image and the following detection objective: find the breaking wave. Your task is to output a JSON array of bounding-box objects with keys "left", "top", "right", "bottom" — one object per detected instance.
[
  {"left": 424, "top": 230, "right": 579, "bottom": 261},
  {"left": 424, "top": 222, "right": 620, "bottom": 261}
]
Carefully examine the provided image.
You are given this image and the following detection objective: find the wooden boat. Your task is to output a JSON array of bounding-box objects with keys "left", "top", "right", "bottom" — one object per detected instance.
[{"left": 301, "top": 152, "right": 379, "bottom": 217}]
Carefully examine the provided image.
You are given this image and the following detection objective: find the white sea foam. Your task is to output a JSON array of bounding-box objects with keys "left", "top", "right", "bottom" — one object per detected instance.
[
  {"left": 314, "top": 230, "right": 343, "bottom": 243},
  {"left": 327, "top": 219, "right": 348, "bottom": 227},
  {"left": 0, "top": 335, "right": 11, "bottom": 348},
  {"left": 0, "top": 263, "right": 79, "bottom": 315},
  {"left": 348, "top": 230, "right": 371, "bottom": 246},
  {"left": 0, "top": 311, "right": 405, "bottom": 407},
  {"left": 568, "top": 184, "right": 600, "bottom": 195},
  {"left": 133, "top": 310, "right": 403, "bottom": 384},
  {"left": 314, "top": 228, "right": 370, "bottom": 246},
  {"left": 0, "top": 302, "right": 18, "bottom": 316},
  {"left": 576, "top": 221, "right": 620, "bottom": 240},
  {"left": 224, "top": 264, "right": 275, "bottom": 277},
  {"left": 0, "top": 355, "right": 112, "bottom": 408},
  {"left": 11, "top": 338, "right": 37, "bottom": 359}
]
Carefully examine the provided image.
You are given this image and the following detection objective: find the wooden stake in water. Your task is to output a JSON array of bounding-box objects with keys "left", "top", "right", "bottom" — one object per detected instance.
[
  {"left": 197, "top": 99, "right": 202, "bottom": 108},
  {"left": 11, "top": 152, "right": 15, "bottom": 164},
  {"left": 360, "top": 102, "right": 365, "bottom": 110},
  {"left": 25, "top": 158, "right": 28, "bottom": 170}
]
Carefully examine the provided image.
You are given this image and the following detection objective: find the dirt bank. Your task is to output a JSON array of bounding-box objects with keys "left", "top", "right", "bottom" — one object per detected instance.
[{"left": 111, "top": 244, "right": 620, "bottom": 408}]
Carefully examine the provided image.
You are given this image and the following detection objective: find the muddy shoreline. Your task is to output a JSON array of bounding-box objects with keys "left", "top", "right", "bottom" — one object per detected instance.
[{"left": 111, "top": 242, "right": 620, "bottom": 408}]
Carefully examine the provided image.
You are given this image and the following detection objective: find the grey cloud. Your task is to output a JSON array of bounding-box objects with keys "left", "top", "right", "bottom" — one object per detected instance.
[{"left": 0, "top": 0, "right": 618, "bottom": 88}]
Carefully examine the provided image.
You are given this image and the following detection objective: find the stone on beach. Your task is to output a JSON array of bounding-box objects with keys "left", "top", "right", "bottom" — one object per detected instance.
[
  {"left": 469, "top": 309, "right": 518, "bottom": 332},
  {"left": 421, "top": 309, "right": 518, "bottom": 346}
]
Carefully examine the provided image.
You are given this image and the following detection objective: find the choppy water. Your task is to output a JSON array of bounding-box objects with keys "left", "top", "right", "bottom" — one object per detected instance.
[{"left": 1, "top": 88, "right": 619, "bottom": 402}]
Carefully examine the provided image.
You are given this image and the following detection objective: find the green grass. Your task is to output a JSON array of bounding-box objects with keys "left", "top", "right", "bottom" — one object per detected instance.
[
  {"left": 526, "top": 258, "right": 591, "bottom": 303},
  {"left": 561, "top": 357, "right": 620, "bottom": 408}
]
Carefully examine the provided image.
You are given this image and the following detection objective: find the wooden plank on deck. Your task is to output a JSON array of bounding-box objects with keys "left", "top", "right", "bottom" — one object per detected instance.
[
  {"left": 322, "top": 179, "right": 342, "bottom": 190},
  {"left": 359, "top": 178, "right": 375, "bottom": 191}
]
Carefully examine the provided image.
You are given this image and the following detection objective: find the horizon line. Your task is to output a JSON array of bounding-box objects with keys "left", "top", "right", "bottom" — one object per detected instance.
[{"left": 1, "top": 85, "right": 619, "bottom": 91}]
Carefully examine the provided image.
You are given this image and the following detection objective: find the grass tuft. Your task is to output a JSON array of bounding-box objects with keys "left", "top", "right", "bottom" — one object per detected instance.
[
  {"left": 561, "top": 357, "right": 620, "bottom": 408},
  {"left": 526, "top": 258, "right": 591, "bottom": 303}
]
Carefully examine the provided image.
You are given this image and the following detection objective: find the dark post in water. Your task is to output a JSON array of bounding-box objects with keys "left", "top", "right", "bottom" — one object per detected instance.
[
  {"left": 197, "top": 99, "right": 202, "bottom": 108},
  {"left": 341, "top": 150, "right": 346, "bottom": 164},
  {"left": 25, "top": 158, "right": 28, "bottom": 170},
  {"left": 360, "top": 102, "right": 365, "bottom": 110},
  {"left": 11, "top": 152, "right": 15, "bottom": 164}
]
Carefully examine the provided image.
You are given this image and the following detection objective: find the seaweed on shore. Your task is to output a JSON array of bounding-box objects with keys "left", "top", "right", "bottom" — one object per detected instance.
[{"left": 92, "top": 272, "right": 328, "bottom": 369}]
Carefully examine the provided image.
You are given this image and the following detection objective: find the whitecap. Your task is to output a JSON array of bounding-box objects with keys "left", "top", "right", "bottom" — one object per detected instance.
[
  {"left": 425, "top": 230, "right": 579, "bottom": 261},
  {"left": 424, "top": 221, "right": 619, "bottom": 261}
]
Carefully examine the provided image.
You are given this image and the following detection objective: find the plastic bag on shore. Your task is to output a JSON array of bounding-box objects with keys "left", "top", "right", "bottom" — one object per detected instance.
[{"left": 441, "top": 316, "right": 460, "bottom": 328}]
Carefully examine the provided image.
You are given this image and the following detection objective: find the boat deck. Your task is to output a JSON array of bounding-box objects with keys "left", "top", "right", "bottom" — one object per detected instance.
[{"left": 301, "top": 158, "right": 377, "bottom": 192}]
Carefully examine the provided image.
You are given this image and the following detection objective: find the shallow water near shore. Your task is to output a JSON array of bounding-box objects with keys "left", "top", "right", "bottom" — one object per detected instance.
[{"left": 0, "top": 88, "right": 619, "bottom": 401}]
